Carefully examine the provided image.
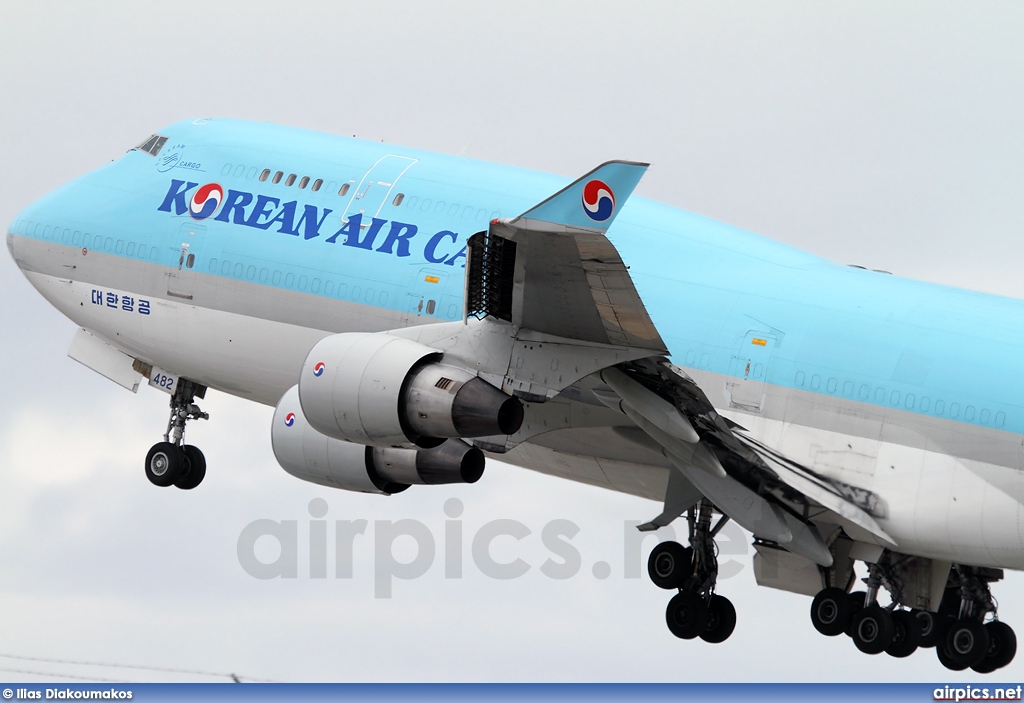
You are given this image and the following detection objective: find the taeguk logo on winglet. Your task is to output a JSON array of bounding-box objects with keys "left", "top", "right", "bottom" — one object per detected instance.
[
  {"left": 189, "top": 183, "right": 224, "bottom": 220},
  {"left": 581, "top": 179, "right": 615, "bottom": 222},
  {"left": 313, "top": 362, "right": 326, "bottom": 377},
  {"left": 284, "top": 413, "right": 296, "bottom": 427}
]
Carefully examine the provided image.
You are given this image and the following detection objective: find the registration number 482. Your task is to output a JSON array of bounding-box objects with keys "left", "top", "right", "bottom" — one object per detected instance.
[{"left": 149, "top": 367, "right": 179, "bottom": 395}]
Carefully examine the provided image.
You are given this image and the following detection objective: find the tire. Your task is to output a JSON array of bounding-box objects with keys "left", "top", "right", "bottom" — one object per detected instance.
[
  {"left": 851, "top": 605, "right": 895, "bottom": 655},
  {"left": 914, "top": 610, "right": 946, "bottom": 649},
  {"left": 937, "top": 640, "right": 969, "bottom": 671},
  {"left": 944, "top": 618, "right": 990, "bottom": 669},
  {"left": 666, "top": 591, "right": 708, "bottom": 640},
  {"left": 700, "top": 594, "right": 737, "bottom": 644},
  {"left": 648, "top": 542, "right": 693, "bottom": 590},
  {"left": 885, "top": 610, "right": 920, "bottom": 658},
  {"left": 810, "top": 587, "right": 853, "bottom": 637},
  {"left": 971, "top": 621, "right": 1017, "bottom": 673},
  {"left": 175, "top": 445, "right": 207, "bottom": 490},
  {"left": 145, "top": 442, "right": 184, "bottom": 487},
  {"left": 845, "top": 591, "right": 868, "bottom": 637}
]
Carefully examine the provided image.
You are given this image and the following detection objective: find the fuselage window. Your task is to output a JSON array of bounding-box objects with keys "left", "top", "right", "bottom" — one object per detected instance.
[
  {"left": 299, "top": 176, "right": 310, "bottom": 189},
  {"left": 186, "top": 253, "right": 195, "bottom": 269},
  {"left": 312, "top": 179, "right": 323, "bottom": 192},
  {"left": 339, "top": 183, "right": 350, "bottom": 197},
  {"left": 246, "top": 167, "right": 258, "bottom": 180},
  {"left": 273, "top": 171, "right": 283, "bottom": 184},
  {"left": 259, "top": 169, "right": 271, "bottom": 182},
  {"left": 426, "top": 299, "right": 436, "bottom": 315},
  {"left": 393, "top": 193, "right": 405, "bottom": 206},
  {"left": 285, "top": 174, "right": 297, "bottom": 187},
  {"left": 233, "top": 165, "right": 246, "bottom": 178}
]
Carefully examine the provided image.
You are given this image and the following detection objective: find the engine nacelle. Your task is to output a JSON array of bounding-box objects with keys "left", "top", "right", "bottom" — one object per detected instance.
[
  {"left": 298, "top": 332, "right": 523, "bottom": 447},
  {"left": 272, "top": 386, "right": 485, "bottom": 493}
]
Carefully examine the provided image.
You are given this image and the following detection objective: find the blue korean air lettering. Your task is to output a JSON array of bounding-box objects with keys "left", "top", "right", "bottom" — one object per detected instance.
[{"left": 157, "top": 180, "right": 466, "bottom": 265}]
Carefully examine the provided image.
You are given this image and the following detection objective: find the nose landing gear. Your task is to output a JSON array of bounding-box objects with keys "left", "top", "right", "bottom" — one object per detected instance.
[
  {"left": 650, "top": 501, "right": 737, "bottom": 645},
  {"left": 144, "top": 379, "right": 209, "bottom": 490}
]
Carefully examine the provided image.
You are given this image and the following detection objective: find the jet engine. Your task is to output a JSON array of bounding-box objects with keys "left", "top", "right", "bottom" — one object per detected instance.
[
  {"left": 272, "top": 386, "right": 486, "bottom": 494},
  {"left": 297, "top": 332, "right": 523, "bottom": 447}
]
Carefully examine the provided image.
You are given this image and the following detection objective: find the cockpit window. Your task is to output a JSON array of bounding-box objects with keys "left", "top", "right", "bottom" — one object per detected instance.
[{"left": 132, "top": 135, "right": 168, "bottom": 157}]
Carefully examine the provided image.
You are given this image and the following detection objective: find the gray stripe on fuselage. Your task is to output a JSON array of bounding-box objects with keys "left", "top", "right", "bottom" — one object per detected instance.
[{"left": 11, "top": 233, "right": 430, "bottom": 335}]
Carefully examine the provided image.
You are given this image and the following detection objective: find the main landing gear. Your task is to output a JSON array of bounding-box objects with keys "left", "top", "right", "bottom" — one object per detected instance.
[
  {"left": 145, "top": 379, "right": 209, "bottom": 490},
  {"left": 809, "top": 558, "right": 1016, "bottom": 672},
  {"left": 649, "top": 501, "right": 737, "bottom": 644}
]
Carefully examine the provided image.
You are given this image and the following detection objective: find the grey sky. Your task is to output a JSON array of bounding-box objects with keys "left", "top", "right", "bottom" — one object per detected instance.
[{"left": 2, "top": 0, "right": 1024, "bottom": 682}]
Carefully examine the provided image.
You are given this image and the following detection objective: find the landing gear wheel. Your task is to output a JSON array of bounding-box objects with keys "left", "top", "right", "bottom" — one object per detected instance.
[
  {"left": 145, "top": 442, "right": 184, "bottom": 487},
  {"left": 174, "top": 445, "right": 206, "bottom": 490},
  {"left": 666, "top": 591, "right": 708, "bottom": 640},
  {"left": 937, "top": 641, "right": 969, "bottom": 671},
  {"left": 648, "top": 542, "right": 693, "bottom": 590},
  {"left": 845, "top": 591, "right": 867, "bottom": 637},
  {"left": 944, "top": 619, "right": 990, "bottom": 669},
  {"left": 810, "top": 587, "right": 853, "bottom": 637},
  {"left": 914, "top": 610, "right": 946, "bottom": 649},
  {"left": 971, "top": 622, "right": 1017, "bottom": 673},
  {"left": 700, "top": 594, "right": 736, "bottom": 644},
  {"left": 851, "top": 605, "right": 895, "bottom": 655},
  {"left": 885, "top": 610, "right": 921, "bottom": 658}
]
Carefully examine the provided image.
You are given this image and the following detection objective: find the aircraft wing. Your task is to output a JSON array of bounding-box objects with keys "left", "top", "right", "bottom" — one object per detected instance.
[
  {"left": 463, "top": 161, "right": 895, "bottom": 567},
  {"left": 465, "top": 161, "right": 668, "bottom": 353}
]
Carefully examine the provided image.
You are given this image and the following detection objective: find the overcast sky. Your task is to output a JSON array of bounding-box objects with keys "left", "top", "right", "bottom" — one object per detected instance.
[{"left": 2, "top": 0, "right": 1024, "bottom": 683}]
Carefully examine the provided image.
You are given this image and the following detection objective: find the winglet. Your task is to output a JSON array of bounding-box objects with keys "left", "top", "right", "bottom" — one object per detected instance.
[{"left": 515, "top": 160, "right": 649, "bottom": 231}]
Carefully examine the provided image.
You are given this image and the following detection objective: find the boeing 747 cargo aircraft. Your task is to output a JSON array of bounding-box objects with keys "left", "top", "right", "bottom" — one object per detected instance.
[{"left": 7, "top": 118, "right": 1023, "bottom": 672}]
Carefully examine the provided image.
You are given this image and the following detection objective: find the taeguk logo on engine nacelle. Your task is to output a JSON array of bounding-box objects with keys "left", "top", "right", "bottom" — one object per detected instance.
[
  {"left": 313, "top": 362, "right": 326, "bottom": 377},
  {"left": 189, "top": 183, "right": 224, "bottom": 220},
  {"left": 581, "top": 179, "right": 615, "bottom": 222},
  {"left": 284, "top": 413, "right": 296, "bottom": 427}
]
